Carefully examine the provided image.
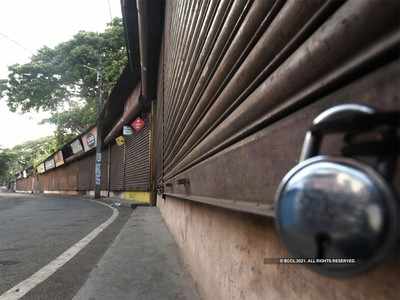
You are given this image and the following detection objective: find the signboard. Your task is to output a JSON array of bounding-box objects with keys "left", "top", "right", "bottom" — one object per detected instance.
[
  {"left": 123, "top": 125, "right": 133, "bottom": 136},
  {"left": 54, "top": 150, "right": 64, "bottom": 167},
  {"left": 131, "top": 117, "right": 145, "bottom": 132},
  {"left": 45, "top": 158, "right": 55, "bottom": 171},
  {"left": 70, "top": 139, "right": 84, "bottom": 154},
  {"left": 37, "top": 163, "right": 45, "bottom": 174},
  {"left": 115, "top": 136, "right": 125, "bottom": 146},
  {"left": 95, "top": 162, "right": 101, "bottom": 185},
  {"left": 82, "top": 127, "right": 97, "bottom": 151}
]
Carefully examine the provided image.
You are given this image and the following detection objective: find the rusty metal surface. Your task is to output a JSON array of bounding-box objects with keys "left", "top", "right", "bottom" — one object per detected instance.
[
  {"left": 156, "top": 0, "right": 400, "bottom": 215},
  {"left": 124, "top": 120, "right": 151, "bottom": 191},
  {"left": 164, "top": 0, "right": 274, "bottom": 164},
  {"left": 164, "top": 59, "right": 400, "bottom": 215},
  {"left": 16, "top": 177, "right": 33, "bottom": 191},
  {"left": 109, "top": 142, "right": 125, "bottom": 191},
  {"left": 164, "top": 0, "right": 237, "bottom": 152},
  {"left": 165, "top": 0, "right": 400, "bottom": 179},
  {"left": 154, "top": 40, "right": 164, "bottom": 185},
  {"left": 165, "top": 0, "right": 221, "bottom": 131},
  {"left": 78, "top": 155, "right": 93, "bottom": 191},
  {"left": 101, "top": 146, "right": 109, "bottom": 190},
  {"left": 165, "top": 0, "right": 335, "bottom": 174}
]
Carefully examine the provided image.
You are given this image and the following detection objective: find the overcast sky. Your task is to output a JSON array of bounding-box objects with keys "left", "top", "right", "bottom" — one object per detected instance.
[{"left": 0, "top": 0, "right": 122, "bottom": 148}]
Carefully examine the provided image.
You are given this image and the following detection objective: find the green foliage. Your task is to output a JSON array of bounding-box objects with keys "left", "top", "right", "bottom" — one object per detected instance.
[
  {"left": 0, "top": 136, "right": 57, "bottom": 183},
  {"left": 0, "top": 17, "right": 127, "bottom": 138},
  {"left": 0, "top": 149, "right": 17, "bottom": 182},
  {"left": 0, "top": 18, "right": 129, "bottom": 183}
]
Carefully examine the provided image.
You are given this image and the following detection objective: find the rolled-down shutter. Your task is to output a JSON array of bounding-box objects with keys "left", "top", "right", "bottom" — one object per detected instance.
[
  {"left": 65, "top": 161, "right": 79, "bottom": 191},
  {"left": 78, "top": 155, "right": 92, "bottom": 191},
  {"left": 110, "top": 142, "right": 125, "bottom": 191},
  {"left": 101, "top": 147, "right": 110, "bottom": 191},
  {"left": 124, "top": 120, "right": 151, "bottom": 191},
  {"left": 158, "top": 0, "right": 400, "bottom": 216},
  {"left": 88, "top": 154, "right": 96, "bottom": 190}
]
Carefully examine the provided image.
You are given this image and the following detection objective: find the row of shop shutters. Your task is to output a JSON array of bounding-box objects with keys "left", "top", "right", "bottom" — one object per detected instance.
[{"left": 16, "top": 122, "right": 151, "bottom": 192}]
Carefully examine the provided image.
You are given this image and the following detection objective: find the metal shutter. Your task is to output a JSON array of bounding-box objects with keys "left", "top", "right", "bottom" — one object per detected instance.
[
  {"left": 124, "top": 120, "right": 151, "bottom": 191},
  {"left": 110, "top": 142, "right": 125, "bottom": 191},
  {"left": 155, "top": 47, "right": 164, "bottom": 185},
  {"left": 157, "top": 0, "right": 400, "bottom": 216},
  {"left": 78, "top": 155, "right": 92, "bottom": 191},
  {"left": 101, "top": 146, "right": 110, "bottom": 190},
  {"left": 88, "top": 154, "right": 96, "bottom": 190}
]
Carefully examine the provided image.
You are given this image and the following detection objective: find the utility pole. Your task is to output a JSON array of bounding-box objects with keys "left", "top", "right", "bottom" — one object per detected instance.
[
  {"left": 83, "top": 60, "right": 103, "bottom": 199},
  {"left": 94, "top": 61, "right": 103, "bottom": 199}
]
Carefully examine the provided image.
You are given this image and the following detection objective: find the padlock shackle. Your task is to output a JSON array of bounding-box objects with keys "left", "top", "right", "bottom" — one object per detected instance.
[{"left": 300, "top": 104, "right": 375, "bottom": 162}]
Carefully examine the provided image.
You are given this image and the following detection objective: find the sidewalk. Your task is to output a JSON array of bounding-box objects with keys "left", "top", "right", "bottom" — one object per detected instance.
[{"left": 73, "top": 207, "right": 200, "bottom": 300}]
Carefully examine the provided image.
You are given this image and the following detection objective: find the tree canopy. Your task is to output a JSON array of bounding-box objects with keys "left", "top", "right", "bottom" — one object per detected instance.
[
  {"left": 0, "top": 17, "right": 128, "bottom": 145},
  {"left": 0, "top": 136, "right": 58, "bottom": 184}
]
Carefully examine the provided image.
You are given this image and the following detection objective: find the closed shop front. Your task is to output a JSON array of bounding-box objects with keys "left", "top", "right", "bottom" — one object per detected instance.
[
  {"left": 124, "top": 120, "right": 150, "bottom": 191},
  {"left": 150, "top": 0, "right": 400, "bottom": 299},
  {"left": 157, "top": 0, "right": 400, "bottom": 215},
  {"left": 110, "top": 142, "right": 125, "bottom": 191},
  {"left": 78, "top": 154, "right": 95, "bottom": 191}
]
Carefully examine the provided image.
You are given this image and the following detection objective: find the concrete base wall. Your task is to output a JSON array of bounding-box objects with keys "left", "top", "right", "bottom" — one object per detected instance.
[
  {"left": 85, "top": 190, "right": 151, "bottom": 204},
  {"left": 157, "top": 195, "right": 400, "bottom": 300}
]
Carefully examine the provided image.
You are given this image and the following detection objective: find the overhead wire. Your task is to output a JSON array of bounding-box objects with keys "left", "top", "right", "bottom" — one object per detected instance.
[{"left": 0, "top": 31, "right": 33, "bottom": 54}]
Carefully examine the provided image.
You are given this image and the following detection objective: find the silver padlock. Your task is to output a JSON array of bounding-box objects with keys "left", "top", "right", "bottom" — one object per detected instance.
[{"left": 275, "top": 104, "right": 399, "bottom": 277}]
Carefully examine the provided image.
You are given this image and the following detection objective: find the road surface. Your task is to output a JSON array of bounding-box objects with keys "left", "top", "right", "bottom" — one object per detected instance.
[{"left": 0, "top": 193, "right": 130, "bottom": 299}]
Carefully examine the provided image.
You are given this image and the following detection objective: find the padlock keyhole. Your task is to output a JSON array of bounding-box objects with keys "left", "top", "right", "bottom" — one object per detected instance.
[{"left": 315, "top": 232, "right": 331, "bottom": 260}]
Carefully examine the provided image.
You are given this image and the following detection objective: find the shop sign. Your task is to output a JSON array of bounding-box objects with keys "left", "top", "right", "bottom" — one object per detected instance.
[
  {"left": 123, "top": 125, "right": 133, "bottom": 136},
  {"left": 131, "top": 117, "right": 145, "bottom": 132},
  {"left": 54, "top": 150, "right": 64, "bottom": 167},
  {"left": 37, "top": 163, "right": 45, "bottom": 174},
  {"left": 87, "top": 133, "right": 96, "bottom": 148},
  {"left": 70, "top": 139, "right": 84, "bottom": 154},
  {"left": 45, "top": 158, "right": 55, "bottom": 170},
  {"left": 82, "top": 127, "right": 97, "bottom": 151},
  {"left": 116, "top": 136, "right": 125, "bottom": 146}
]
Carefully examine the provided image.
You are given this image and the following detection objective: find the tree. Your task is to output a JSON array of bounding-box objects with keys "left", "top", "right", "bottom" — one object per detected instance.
[
  {"left": 0, "top": 136, "right": 58, "bottom": 184},
  {"left": 0, "top": 18, "right": 128, "bottom": 144},
  {"left": 0, "top": 149, "right": 17, "bottom": 183}
]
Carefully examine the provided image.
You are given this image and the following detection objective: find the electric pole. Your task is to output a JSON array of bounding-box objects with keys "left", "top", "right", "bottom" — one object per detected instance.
[
  {"left": 83, "top": 60, "right": 103, "bottom": 199},
  {"left": 94, "top": 62, "right": 103, "bottom": 199}
]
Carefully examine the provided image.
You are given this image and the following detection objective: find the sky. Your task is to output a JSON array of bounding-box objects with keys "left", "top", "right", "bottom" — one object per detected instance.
[{"left": 0, "top": 0, "right": 122, "bottom": 148}]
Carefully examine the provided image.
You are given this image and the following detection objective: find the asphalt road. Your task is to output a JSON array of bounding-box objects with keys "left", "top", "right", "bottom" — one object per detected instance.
[{"left": 0, "top": 193, "right": 130, "bottom": 299}]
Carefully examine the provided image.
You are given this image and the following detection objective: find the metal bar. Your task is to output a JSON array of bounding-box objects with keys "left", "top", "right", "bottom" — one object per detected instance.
[{"left": 164, "top": 193, "right": 275, "bottom": 217}]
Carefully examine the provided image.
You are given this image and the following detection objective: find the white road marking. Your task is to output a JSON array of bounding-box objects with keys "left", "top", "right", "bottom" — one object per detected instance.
[{"left": 0, "top": 200, "right": 119, "bottom": 300}]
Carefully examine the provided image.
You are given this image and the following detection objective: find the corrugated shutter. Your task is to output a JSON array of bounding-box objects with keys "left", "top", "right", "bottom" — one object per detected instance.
[
  {"left": 110, "top": 142, "right": 125, "bottom": 191},
  {"left": 155, "top": 48, "right": 164, "bottom": 185},
  {"left": 124, "top": 120, "right": 151, "bottom": 191},
  {"left": 78, "top": 155, "right": 92, "bottom": 191},
  {"left": 89, "top": 154, "right": 96, "bottom": 190},
  {"left": 35, "top": 159, "right": 79, "bottom": 192},
  {"left": 16, "top": 177, "right": 32, "bottom": 191},
  {"left": 158, "top": 0, "right": 400, "bottom": 215},
  {"left": 101, "top": 146, "right": 110, "bottom": 190}
]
